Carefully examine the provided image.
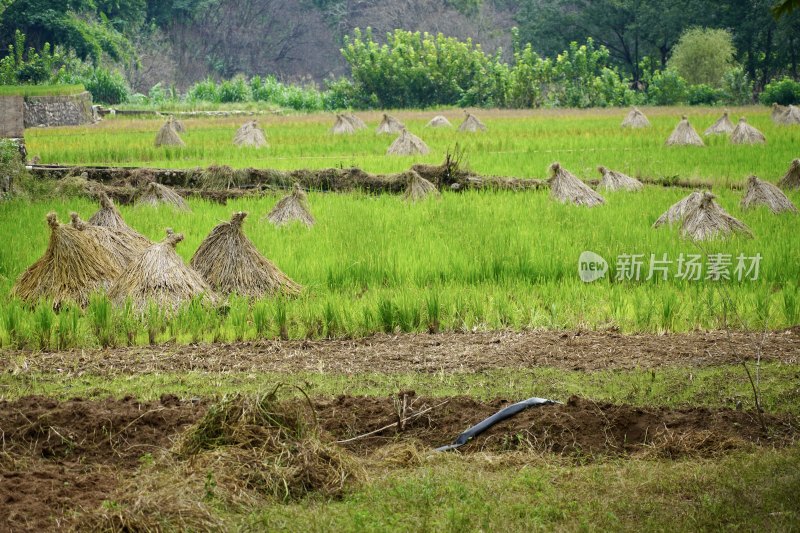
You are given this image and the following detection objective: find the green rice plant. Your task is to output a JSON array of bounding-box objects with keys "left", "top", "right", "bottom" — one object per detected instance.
[
  {"left": 145, "top": 301, "right": 166, "bottom": 345},
  {"left": 660, "top": 292, "right": 679, "bottom": 332},
  {"left": 253, "top": 301, "right": 270, "bottom": 338},
  {"left": 88, "top": 294, "right": 116, "bottom": 348},
  {"left": 227, "top": 295, "right": 250, "bottom": 342},
  {"left": 275, "top": 298, "right": 289, "bottom": 340},
  {"left": 782, "top": 287, "right": 798, "bottom": 326},
  {"left": 117, "top": 299, "right": 139, "bottom": 346},
  {"left": 33, "top": 301, "right": 54, "bottom": 351},
  {"left": 2, "top": 299, "right": 27, "bottom": 349},
  {"left": 426, "top": 293, "right": 440, "bottom": 333},
  {"left": 322, "top": 300, "right": 340, "bottom": 339},
  {"left": 377, "top": 298, "right": 396, "bottom": 334},
  {"left": 56, "top": 304, "right": 80, "bottom": 350}
]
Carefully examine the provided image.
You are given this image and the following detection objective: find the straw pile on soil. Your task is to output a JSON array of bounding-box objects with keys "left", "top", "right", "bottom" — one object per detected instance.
[
  {"left": 458, "top": 112, "right": 487, "bottom": 132},
  {"left": 403, "top": 170, "right": 440, "bottom": 201},
  {"left": 730, "top": 117, "right": 766, "bottom": 144},
  {"left": 704, "top": 111, "right": 734, "bottom": 135},
  {"left": 154, "top": 117, "right": 185, "bottom": 147},
  {"left": 266, "top": 183, "right": 315, "bottom": 227},
  {"left": 621, "top": 107, "right": 650, "bottom": 128},
  {"left": 345, "top": 113, "right": 366, "bottom": 130},
  {"left": 89, "top": 192, "right": 150, "bottom": 244},
  {"left": 11, "top": 213, "right": 120, "bottom": 308},
  {"left": 426, "top": 115, "right": 452, "bottom": 128},
  {"left": 387, "top": 129, "right": 430, "bottom": 156},
  {"left": 681, "top": 192, "right": 753, "bottom": 240},
  {"left": 740, "top": 175, "right": 798, "bottom": 214},
  {"left": 170, "top": 116, "right": 186, "bottom": 133},
  {"left": 198, "top": 165, "right": 245, "bottom": 190},
  {"left": 108, "top": 230, "right": 217, "bottom": 311},
  {"left": 190, "top": 212, "right": 301, "bottom": 298},
  {"left": 70, "top": 212, "right": 149, "bottom": 270},
  {"left": 771, "top": 103, "right": 788, "bottom": 123},
  {"left": 376, "top": 114, "right": 404, "bottom": 134},
  {"left": 778, "top": 159, "right": 800, "bottom": 190},
  {"left": 665, "top": 116, "right": 704, "bottom": 146},
  {"left": 779, "top": 105, "right": 800, "bottom": 125},
  {"left": 597, "top": 166, "right": 643, "bottom": 192},
  {"left": 233, "top": 121, "right": 268, "bottom": 148},
  {"left": 136, "top": 182, "right": 190, "bottom": 211},
  {"left": 548, "top": 162, "right": 605, "bottom": 207},
  {"left": 331, "top": 114, "right": 356, "bottom": 135},
  {"left": 653, "top": 191, "right": 703, "bottom": 227},
  {"left": 54, "top": 172, "right": 99, "bottom": 197}
]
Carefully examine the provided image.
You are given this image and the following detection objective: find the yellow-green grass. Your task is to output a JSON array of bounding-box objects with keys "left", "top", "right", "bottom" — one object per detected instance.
[
  {"left": 0, "top": 84, "right": 86, "bottom": 97},
  {"left": 24, "top": 106, "right": 799, "bottom": 185}
]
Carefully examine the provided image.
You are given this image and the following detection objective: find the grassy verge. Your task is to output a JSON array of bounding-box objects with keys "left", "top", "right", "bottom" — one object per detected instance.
[{"left": 0, "top": 84, "right": 85, "bottom": 97}]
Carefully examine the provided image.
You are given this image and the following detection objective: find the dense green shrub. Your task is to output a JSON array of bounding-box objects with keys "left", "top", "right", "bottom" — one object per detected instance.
[
  {"left": 647, "top": 69, "right": 688, "bottom": 105},
  {"left": 759, "top": 77, "right": 800, "bottom": 105},
  {"left": 187, "top": 78, "right": 219, "bottom": 102},
  {"left": 217, "top": 76, "right": 251, "bottom": 103},
  {"left": 81, "top": 66, "right": 130, "bottom": 104},
  {"left": 721, "top": 67, "right": 753, "bottom": 105},
  {"left": 687, "top": 84, "right": 724, "bottom": 105}
]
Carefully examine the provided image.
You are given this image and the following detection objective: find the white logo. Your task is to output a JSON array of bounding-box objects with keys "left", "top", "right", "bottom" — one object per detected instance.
[{"left": 579, "top": 251, "right": 608, "bottom": 283}]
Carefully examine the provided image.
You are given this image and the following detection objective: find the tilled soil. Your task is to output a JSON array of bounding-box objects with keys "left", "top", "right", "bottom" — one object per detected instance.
[
  {"left": 0, "top": 394, "right": 796, "bottom": 531},
  {"left": 3, "top": 329, "right": 799, "bottom": 376}
]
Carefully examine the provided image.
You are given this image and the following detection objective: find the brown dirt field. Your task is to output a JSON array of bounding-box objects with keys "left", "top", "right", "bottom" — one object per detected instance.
[
  {"left": 0, "top": 395, "right": 796, "bottom": 531},
  {"left": 3, "top": 329, "right": 799, "bottom": 376}
]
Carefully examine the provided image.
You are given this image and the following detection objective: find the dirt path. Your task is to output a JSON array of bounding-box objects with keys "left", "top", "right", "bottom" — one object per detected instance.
[{"left": 3, "top": 329, "right": 799, "bottom": 376}]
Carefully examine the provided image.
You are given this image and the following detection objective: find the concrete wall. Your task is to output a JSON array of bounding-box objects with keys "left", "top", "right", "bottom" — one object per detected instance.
[
  {"left": 23, "top": 91, "right": 94, "bottom": 128},
  {"left": 0, "top": 96, "right": 25, "bottom": 138}
]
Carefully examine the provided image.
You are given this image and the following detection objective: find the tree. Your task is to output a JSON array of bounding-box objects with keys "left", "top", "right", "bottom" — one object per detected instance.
[{"left": 668, "top": 28, "right": 735, "bottom": 87}]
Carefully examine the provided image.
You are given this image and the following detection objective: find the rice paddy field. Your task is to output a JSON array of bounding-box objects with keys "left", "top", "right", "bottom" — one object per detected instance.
[{"left": 1, "top": 106, "right": 799, "bottom": 531}]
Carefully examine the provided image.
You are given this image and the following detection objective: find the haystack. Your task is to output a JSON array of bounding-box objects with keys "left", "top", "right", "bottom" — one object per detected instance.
[
  {"left": 154, "top": 118, "right": 185, "bottom": 147},
  {"left": 70, "top": 212, "right": 149, "bottom": 269},
  {"left": 331, "top": 114, "right": 356, "bottom": 135},
  {"left": 621, "top": 107, "right": 650, "bottom": 128},
  {"left": 198, "top": 165, "right": 245, "bottom": 190},
  {"left": 11, "top": 213, "right": 120, "bottom": 308},
  {"left": 665, "top": 116, "right": 704, "bottom": 146},
  {"left": 190, "top": 212, "right": 301, "bottom": 298},
  {"left": 54, "top": 172, "right": 100, "bottom": 197},
  {"left": 387, "top": 129, "right": 430, "bottom": 156},
  {"left": 778, "top": 159, "right": 800, "bottom": 190},
  {"left": 548, "top": 162, "right": 605, "bottom": 207},
  {"left": 170, "top": 116, "right": 186, "bottom": 133},
  {"left": 597, "top": 166, "right": 643, "bottom": 192},
  {"left": 108, "top": 230, "right": 217, "bottom": 311},
  {"left": 426, "top": 115, "right": 452, "bottom": 128},
  {"left": 458, "top": 112, "right": 487, "bottom": 132},
  {"left": 265, "top": 183, "right": 315, "bottom": 227},
  {"left": 704, "top": 111, "right": 734, "bottom": 135},
  {"left": 136, "top": 182, "right": 190, "bottom": 211},
  {"left": 376, "top": 114, "right": 404, "bottom": 135},
  {"left": 740, "top": 175, "right": 798, "bottom": 214},
  {"left": 652, "top": 191, "right": 703, "bottom": 227},
  {"left": 403, "top": 170, "right": 440, "bottom": 202},
  {"left": 681, "top": 191, "right": 752, "bottom": 240},
  {"left": 345, "top": 113, "right": 366, "bottom": 130},
  {"left": 777, "top": 105, "right": 800, "bottom": 125},
  {"left": 771, "top": 103, "right": 788, "bottom": 123},
  {"left": 89, "top": 192, "right": 150, "bottom": 245},
  {"left": 233, "top": 121, "right": 268, "bottom": 148},
  {"left": 730, "top": 117, "right": 765, "bottom": 144}
]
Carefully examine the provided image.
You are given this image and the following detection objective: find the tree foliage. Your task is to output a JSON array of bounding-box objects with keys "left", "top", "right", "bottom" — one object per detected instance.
[{"left": 668, "top": 28, "right": 735, "bottom": 87}]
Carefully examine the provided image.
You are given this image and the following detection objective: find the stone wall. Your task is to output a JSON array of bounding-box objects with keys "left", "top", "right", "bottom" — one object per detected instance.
[
  {"left": 22, "top": 92, "right": 95, "bottom": 128},
  {"left": 0, "top": 96, "right": 25, "bottom": 138}
]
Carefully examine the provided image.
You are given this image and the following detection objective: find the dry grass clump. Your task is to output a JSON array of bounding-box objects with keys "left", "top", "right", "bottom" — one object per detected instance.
[
  {"left": 171, "top": 115, "right": 186, "bottom": 133},
  {"left": 233, "top": 120, "right": 268, "bottom": 148},
  {"left": 403, "top": 170, "right": 440, "bottom": 201},
  {"left": 665, "top": 116, "right": 704, "bottom": 146},
  {"left": 176, "top": 391, "right": 363, "bottom": 500},
  {"left": 70, "top": 212, "right": 149, "bottom": 269},
  {"left": 344, "top": 113, "right": 366, "bottom": 130},
  {"left": 771, "top": 103, "right": 788, "bottom": 123},
  {"left": 376, "top": 113, "right": 404, "bottom": 135},
  {"left": 266, "top": 183, "right": 315, "bottom": 227},
  {"left": 597, "top": 166, "right": 643, "bottom": 192},
  {"left": 136, "top": 181, "right": 191, "bottom": 211},
  {"left": 191, "top": 211, "right": 301, "bottom": 298},
  {"left": 88, "top": 191, "right": 150, "bottom": 244},
  {"left": 653, "top": 191, "right": 703, "bottom": 227},
  {"left": 548, "top": 162, "right": 605, "bottom": 207},
  {"left": 108, "top": 230, "right": 217, "bottom": 311},
  {"left": 704, "top": 111, "right": 734, "bottom": 135},
  {"left": 458, "top": 112, "right": 487, "bottom": 132},
  {"left": 331, "top": 114, "right": 356, "bottom": 135},
  {"left": 53, "top": 171, "right": 99, "bottom": 197},
  {"left": 621, "top": 107, "right": 650, "bottom": 128},
  {"left": 778, "top": 159, "right": 800, "bottom": 190},
  {"left": 198, "top": 164, "right": 245, "bottom": 190},
  {"left": 740, "top": 175, "right": 798, "bottom": 214},
  {"left": 779, "top": 105, "right": 800, "bottom": 125},
  {"left": 730, "top": 117, "right": 766, "bottom": 144},
  {"left": 426, "top": 115, "right": 452, "bottom": 128},
  {"left": 387, "top": 129, "right": 430, "bottom": 156},
  {"left": 154, "top": 117, "right": 185, "bottom": 147},
  {"left": 11, "top": 213, "right": 120, "bottom": 308},
  {"left": 681, "top": 191, "right": 753, "bottom": 240}
]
